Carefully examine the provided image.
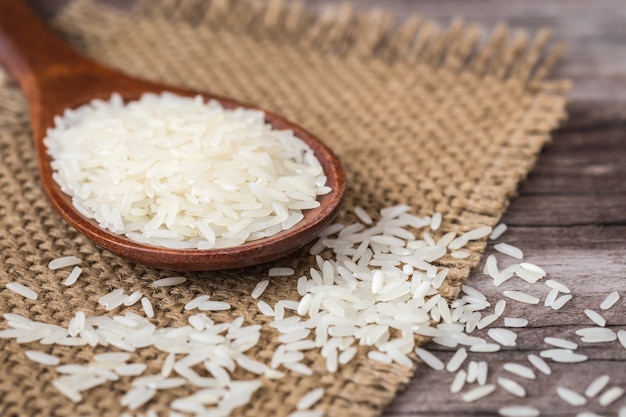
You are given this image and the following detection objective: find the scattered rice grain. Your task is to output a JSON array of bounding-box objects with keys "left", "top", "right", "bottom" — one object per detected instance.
[
  {"left": 63, "top": 266, "right": 82, "bottom": 286},
  {"left": 599, "top": 387, "right": 624, "bottom": 406},
  {"left": 48, "top": 256, "right": 81, "bottom": 270},
  {"left": 584, "top": 375, "right": 610, "bottom": 398},
  {"left": 498, "top": 406, "right": 539, "bottom": 417},
  {"left": 600, "top": 291, "right": 619, "bottom": 310},
  {"left": 151, "top": 277, "right": 187, "bottom": 287},
  {"left": 556, "top": 386, "right": 587, "bottom": 406},
  {"left": 461, "top": 384, "right": 496, "bottom": 402},
  {"left": 5, "top": 282, "right": 38, "bottom": 300},
  {"left": 494, "top": 243, "right": 523, "bottom": 259}
]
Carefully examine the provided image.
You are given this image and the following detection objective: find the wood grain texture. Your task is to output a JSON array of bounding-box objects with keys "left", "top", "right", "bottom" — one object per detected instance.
[{"left": 22, "top": 0, "right": 626, "bottom": 416}]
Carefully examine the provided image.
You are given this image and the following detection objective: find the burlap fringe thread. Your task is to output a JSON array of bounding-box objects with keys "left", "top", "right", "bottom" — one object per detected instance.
[{"left": 51, "top": 0, "right": 571, "bottom": 94}]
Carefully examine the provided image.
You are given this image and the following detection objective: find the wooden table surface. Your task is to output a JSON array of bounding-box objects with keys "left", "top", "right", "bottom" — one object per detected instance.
[{"left": 26, "top": 1, "right": 626, "bottom": 416}]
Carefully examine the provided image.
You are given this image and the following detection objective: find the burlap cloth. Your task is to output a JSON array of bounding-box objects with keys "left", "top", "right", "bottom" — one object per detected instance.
[{"left": 0, "top": 1, "right": 568, "bottom": 416}]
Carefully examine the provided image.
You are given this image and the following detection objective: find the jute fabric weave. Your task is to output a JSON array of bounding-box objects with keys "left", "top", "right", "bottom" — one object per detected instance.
[{"left": 0, "top": 1, "right": 568, "bottom": 416}]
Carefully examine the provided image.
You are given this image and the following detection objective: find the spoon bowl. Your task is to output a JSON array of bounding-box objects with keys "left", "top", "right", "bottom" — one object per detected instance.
[{"left": 0, "top": 1, "right": 345, "bottom": 271}]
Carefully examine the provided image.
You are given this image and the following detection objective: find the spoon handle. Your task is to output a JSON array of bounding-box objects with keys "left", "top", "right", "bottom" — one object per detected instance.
[{"left": 0, "top": 0, "right": 96, "bottom": 103}]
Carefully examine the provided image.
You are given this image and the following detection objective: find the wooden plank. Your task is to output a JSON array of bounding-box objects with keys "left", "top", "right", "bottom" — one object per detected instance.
[
  {"left": 502, "top": 194, "right": 626, "bottom": 226},
  {"left": 386, "top": 233, "right": 626, "bottom": 416},
  {"left": 307, "top": 0, "right": 626, "bottom": 105},
  {"left": 518, "top": 127, "right": 626, "bottom": 195}
]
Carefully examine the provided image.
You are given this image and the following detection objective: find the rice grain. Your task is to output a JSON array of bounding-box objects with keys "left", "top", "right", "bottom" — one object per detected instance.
[
  {"left": 296, "top": 388, "right": 325, "bottom": 410},
  {"left": 598, "top": 387, "right": 624, "bottom": 406},
  {"left": 497, "top": 377, "right": 526, "bottom": 398},
  {"left": 584, "top": 375, "right": 610, "bottom": 398},
  {"left": 48, "top": 256, "right": 81, "bottom": 270},
  {"left": 5, "top": 282, "right": 38, "bottom": 300},
  {"left": 498, "top": 406, "right": 539, "bottom": 417},
  {"left": 461, "top": 384, "right": 496, "bottom": 402},
  {"left": 556, "top": 386, "right": 586, "bottom": 406},
  {"left": 63, "top": 266, "right": 82, "bottom": 286},
  {"left": 151, "top": 277, "right": 187, "bottom": 287},
  {"left": 503, "top": 363, "right": 535, "bottom": 380},
  {"left": 25, "top": 350, "right": 60, "bottom": 366},
  {"left": 600, "top": 291, "right": 619, "bottom": 310}
]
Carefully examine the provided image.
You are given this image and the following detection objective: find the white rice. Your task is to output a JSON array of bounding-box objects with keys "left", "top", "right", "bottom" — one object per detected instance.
[
  {"left": 494, "top": 243, "right": 523, "bottom": 259},
  {"left": 544, "top": 337, "right": 577, "bottom": 350},
  {"left": 141, "top": 297, "right": 155, "bottom": 318},
  {"left": 502, "top": 291, "right": 539, "bottom": 305},
  {"left": 527, "top": 354, "right": 551, "bottom": 375},
  {"left": 488, "top": 328, "right": 517, "bottom": 347},
  {"left": 5, "top": 282, "right": 38, "bottom": 300},
  {"left": 556, "top": 386, "right": 587, "bottom": 406},
  {"left": 446, "top": 348, "right": 467, "bottom": 372},
  {"left": 498, "top": 406, "right": 539, "bottom": 417},
  {"left": 151, "top": 277, "right": 187, "bottom": 287},
  {"left": 598, "top": 387, "right": 624, "bottom": 406},
  {"left": 94, "top": 352, "right": 131, "bottom": 363},
  {"left": 197, "top": 301, "right": 231, "bottom": 311},
  {"left": 494, "top": 299, "right": 506, "bottom": 316},
  {"left": 48, "top": 256, "right": 81, "bottom": 270},
  {"left": 466, "top": 361, "right": 478, "bottom": 383},
  {"left": 550, "top": 294, "right": 572, "bottom": 310},
  {"left": 430, "top": 212, "right": 442, "bottom": 231},
  {"left": 415, "top": 348, "right": 444, "bottom": 371},
  {"left": 503, "top": 363, "right": 535, "bottom": 380},
  {"left": 25, "top": 350, "right": 61, "bottom": 366},
  {"left": 46, "top": 93, "right": 328, "bottom": 249},
  {"left": 461, "top": 384, "right": 495, "bottom": 402},
  {"left": 296, "top": 388, "right": 325, "bottom": 410},
  {"left": 618, "top": 329, "right": 626, "bottom": 350},
  {"left": 354, "top": 206, "right": 373, "bottom": 225},
  {"left": 575, "top": 412, "right": 605, "bottom": 417},
  {"left": 121, "top": 386, "right": 157, "bottom": 410},
  {"left": 600, "top": 291, "right": 619, "bottom": 310},
  {"left": 504, "top": 318, "right": 528, "bottom": 328},
  {"left": 451, "top": 250, "right": 470, "bottom": 259},
  {"left": 116, "top": 363, "right": 148, "bottom": 376},
  {"left": 584, "top": 375, "right": 610, "bottom": 398},
  {"left": 257, "top": 301, "right": 275, "bottom": 317},
  {"left": 98, "top": 289, "right": 127, "bottom": 311},
  {"left": 124, "top": 290, "right": 143, "bottom": 306},
  {"left": 251, "top": 280, "right": 270, "bottom": 299},
  {"left": 551, "top": 352, "right": 588, "bottom": 363},
  {"left": 462, "top": 226, "right": 492, "bottom": 241},
  {"left": 489, "top": 223, "right": 507, "bottom": 240},
  {"left": 545, "top": 279, "right": 570, "bottom": 294},
  {"left": 470, "top": 343, "right": 500, "bottom": 353},
  {"left": 184, "top": 295, "right": 210, "bottom": 311},
  {"left": 576, "top": 327, "right": 617, "bottom": 343},
  {"left": 63, "top": 266, "right": 82, "bottom": 286},
  {"left": 52, "top": 379, "right": 83, "bottom": 403},
  {"left": 287, "top": 411, "right": 324, "bottom": 417},
  {"left": 519, "top": 262, "right": 546, "bottom": 277},
  {"left": 476, "top": 361, "right": 488, "bottom": 386},
  {"left": 269, "top": 268, "right": 295, "bottom": 277},
  {"left": 448, "top": 237, "right": 468, "bottom": 250},
  {"left": 544, "top": 288, "right": 559, "bottom": 307},
  {"left": 450, "top": 369, "right": 467, "bottom": 394},
  {"left": 4, "top": 205, "right": 622, "bottom": 416},
  {"left": 583, "top": 309, "right": 606, "bottom": 327},
  {"left": 497, "top": 377, "right": 526, "bottom": 397}
]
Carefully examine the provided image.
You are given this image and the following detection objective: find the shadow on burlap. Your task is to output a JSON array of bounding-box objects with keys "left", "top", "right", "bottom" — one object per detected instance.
[{"left": 0, "top": 0, "right": 569, "bottom": 416}]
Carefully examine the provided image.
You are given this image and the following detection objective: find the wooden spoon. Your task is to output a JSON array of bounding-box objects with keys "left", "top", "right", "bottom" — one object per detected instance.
[{"left": 0, "top": 1, "right": 345, "bottom": 271}]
